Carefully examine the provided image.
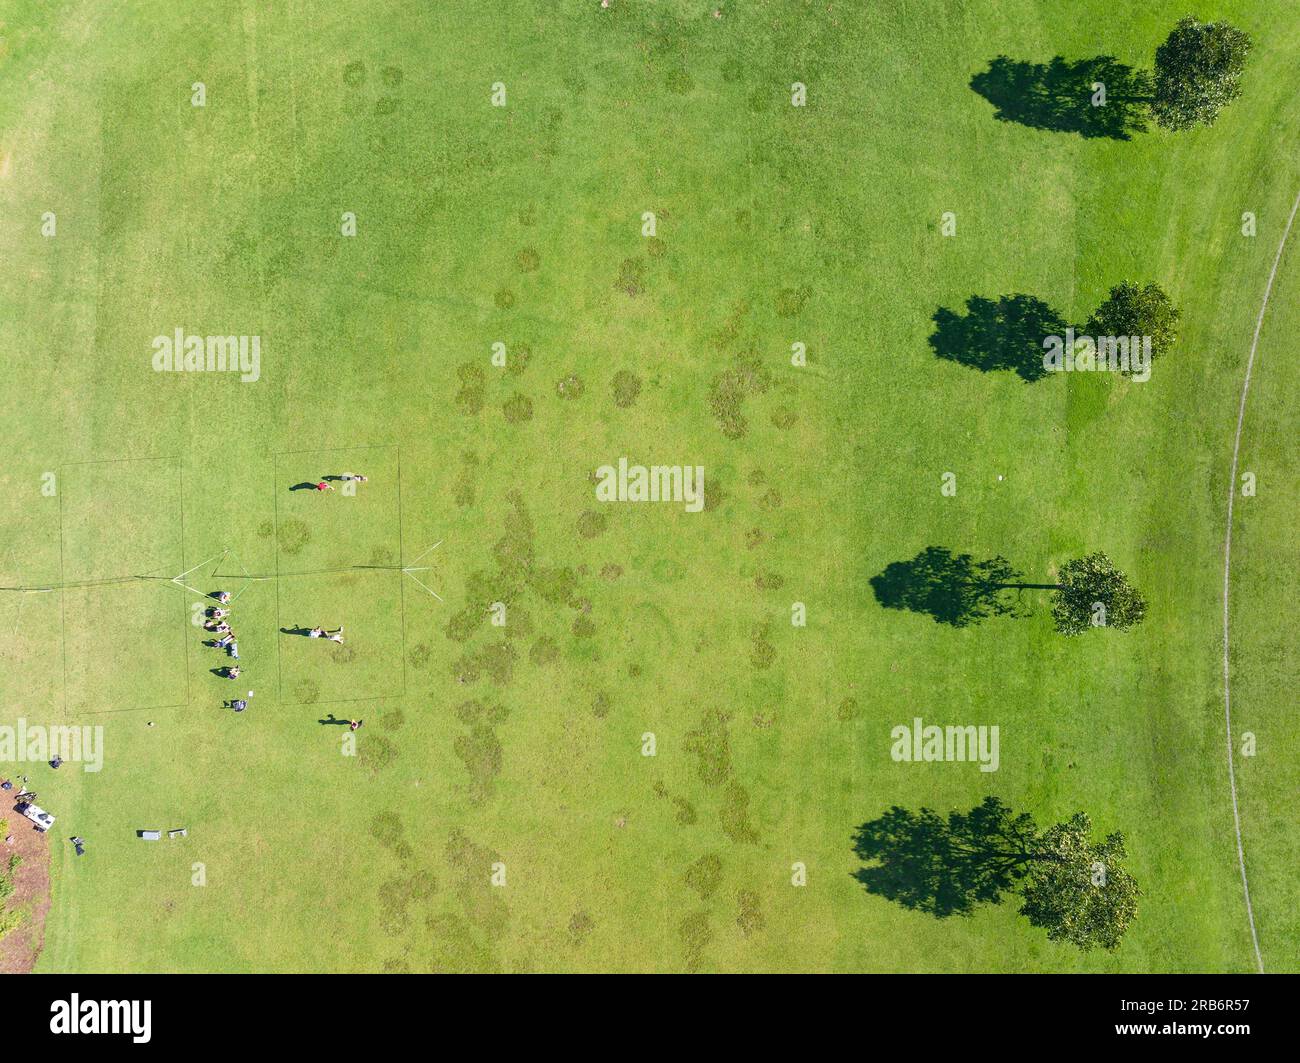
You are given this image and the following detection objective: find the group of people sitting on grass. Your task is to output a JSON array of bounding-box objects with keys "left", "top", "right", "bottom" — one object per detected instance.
[
  {"left": 203, "top": 594, "right": 348, "bottom": 712},
  {"left": 203, "top": 591, "right": 240, "bottom": 680},
  {"left": 204, "top": 472, "right": 368, "bottom": 712}
]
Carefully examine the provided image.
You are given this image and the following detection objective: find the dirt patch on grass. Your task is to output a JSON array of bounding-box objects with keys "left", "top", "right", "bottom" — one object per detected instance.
[
  {"left": 568, "top": 910, "right": 594, "bottom": 946},
  {"left": 615, "top": 257, "right": 645, "bottom": 296},
  {"left": 358, "top": 733, "right": 398, "bottom": 775},
  {"left": 555, "top": 374, "right": 585, "bottom": 400},
  {"left": 749, "top": 625, "right": 776, "bottom": 670},
  {"left": 576, "top": 510, "right": 608, "bottom": 539},
  {"left": 456, "top": 363, "right": 486, "bottom": 415},
  {"left": 685, "top": 709, "right": 733, "bottom": 785},
  {"left": 0, "top": 809, "right": 53, "bottom": 974},
  {"left": 502, "top": 394, "right": 533, "bottom": 424},
  {"left": 736, "top": 889, "right": 765, "bottom": 937},
  {"left": 278, "top": 518, "right": 311, "bottom": 556},
  {"left": 684, "top": 853, "right": 723, "bottom": 900},
  {"left": 611, "top": 369, "right": 641, "bottom": 408},
  {"left": 707, "top": 354, "right": 772, "bottom": 440},
  {"left": 454, "top": 724, "right": 503, "bottom": 804},
  {"left": 680, "top": 911, "right": 712, "bottom": 972}
]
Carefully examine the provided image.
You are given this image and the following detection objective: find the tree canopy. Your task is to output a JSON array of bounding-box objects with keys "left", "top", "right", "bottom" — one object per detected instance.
[
  {"left": 1019, "top": 813, "right": 1141, "bottom": 952},
  {"left": 1087, "top": 281, "right": 1180, "bottom": 358},
  {"left": 1152, "top": 16, "right": 1253, "bottom": 130},
  {"left": 1052, "top": 552, "right": 1147, "bottom": 635},
  {"left": 854, "top": 797, "right": 1140, "bottom": 952}
]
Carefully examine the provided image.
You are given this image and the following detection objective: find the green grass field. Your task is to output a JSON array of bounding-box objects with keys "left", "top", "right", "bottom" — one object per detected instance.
[{"left": 1, "top": 0, "right": 1297, "bottom": 972}]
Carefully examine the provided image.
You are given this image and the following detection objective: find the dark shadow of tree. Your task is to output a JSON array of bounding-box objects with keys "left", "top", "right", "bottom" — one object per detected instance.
[
  {"left": 970, "top": 55, "right": 1154, "bottom": 139},
  {"left": 852, "top": 798, "right": 1039, "bottom": 917},
  {"left": 869, "top": 546, "right": 1053, "bottom": 627},
  {"left": 930, "top": 294, "right": 1067, "bottom": 381}
]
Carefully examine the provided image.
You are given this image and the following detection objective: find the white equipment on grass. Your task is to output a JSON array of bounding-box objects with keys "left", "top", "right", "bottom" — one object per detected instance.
[{"left": 17, "top": 801, "right": 54, "bottom": 832}]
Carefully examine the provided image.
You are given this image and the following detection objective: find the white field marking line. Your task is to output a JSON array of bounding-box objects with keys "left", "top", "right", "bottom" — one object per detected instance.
[
  {"left": 10, "top": 590, "right": 26, "bottom": 638},
  {"left": 167, "top": 549, "right": 228, "bottom": 598},
  {"left": 403, "top": 570, "right": 444, "bottom": 603},
  {"left": 222, "top": 551, "right": 255, "bottom": 605},
  {"left": 172, "top": 549, "right": 226, "bottom": 584},
  {"left": 403, "top": 539, "right": 442, "bottom": 568},
  {"left": 1222, "top": 185, "right": 1300, "bottom": 975},
  {"left": 402, "top": 540, "right": 445, "bottom": 601}
]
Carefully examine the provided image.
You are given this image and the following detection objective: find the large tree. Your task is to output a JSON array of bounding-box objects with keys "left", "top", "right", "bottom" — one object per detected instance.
[
  {"left": 1051, "top": 552, "right": 1147, "bottom": 635},
  {"left": 854, "top": 798, "right": 1140, "bottom": 952},
  {"left": 872, "top": 547, "right": 1146, "bottom": 634},
  {"left": 1019, "top": 813, "right": 1140, "bottom": 952},
  {"left": 1152, "top": 16, "right": 1253, "bottom": 130},
  {"left": 1086, "top": 281, "right": 1180, "bottom": 358}
]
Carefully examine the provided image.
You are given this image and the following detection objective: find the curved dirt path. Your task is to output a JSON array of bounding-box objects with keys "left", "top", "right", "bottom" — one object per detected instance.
[{"left": 1221, "top": 186, "right": 1300, "bottom": 975}]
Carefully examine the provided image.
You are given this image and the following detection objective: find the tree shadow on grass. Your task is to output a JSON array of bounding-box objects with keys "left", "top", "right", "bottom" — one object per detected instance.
[
  {"left": 929, "top": 294, "right": 1068, "bottom": 381},
  {"left": 970, "top": 55, "right": 1153, "bottom": 140},
  {"left": 852, "top": 798, "right": 1039, "bottom": 917},
  {"left": 870, "top": 546, "right": 1054, "bottom": 627}
]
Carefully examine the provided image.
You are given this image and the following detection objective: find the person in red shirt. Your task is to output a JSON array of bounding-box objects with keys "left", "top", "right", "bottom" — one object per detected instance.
[{"left": 315, "top": 481, "right": 333, "bottom": 492}]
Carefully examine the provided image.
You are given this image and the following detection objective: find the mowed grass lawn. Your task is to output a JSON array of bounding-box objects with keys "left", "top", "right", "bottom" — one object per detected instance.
[{"left": 0, "top": 0, "right": 1297, "bottom": 972}]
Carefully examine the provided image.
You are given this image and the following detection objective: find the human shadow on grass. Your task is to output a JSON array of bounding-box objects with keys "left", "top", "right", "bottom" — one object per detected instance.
[
  {"left": 280, "top": 626, "right": 317, "bottom": 637},
  {"left": 852, "top": 798, "right": 1039, "bottom": 916},
  {"left": 870, "top": 546, "right": 1058, "bottom": 627},
  {"left": 317, "top": 713, "right": 350, "bottom": 726},
  {"left": 970, "top": 55, "right": 1153, "bottom": 140},
  {"left": 929, "top": 294, "right": 1068, "bottom": 381},
  {"left": 288, "top": 482, "right": 320, "bottom": 492}
]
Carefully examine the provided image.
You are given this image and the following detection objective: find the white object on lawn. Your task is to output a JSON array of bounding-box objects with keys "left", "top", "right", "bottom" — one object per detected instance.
[{"left": 19, "top": 802, "right": 54, "bottom": 832}]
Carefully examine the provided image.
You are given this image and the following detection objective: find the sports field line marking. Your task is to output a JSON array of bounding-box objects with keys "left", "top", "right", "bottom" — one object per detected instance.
[
  {"left": 225, "top": 552, "right": 254, "bottom": 604},
  {"left": 273, "top": 453, "right": 283, "bottom": 705},
  {"left": 397, "top": 447, "right": 407, "bottom": 697},
  {"left": 290, "top": 694, "right": 398, "bottom": 709},
  {"left": 72, "top": 702, "right": 187, "bottom": 717},
  {"left": 274, "top": 442, "right": 397, "bottom": 457},
  {"left": 177, "top": 459, "right": 189, "bottom": 710},
  {"left": 9, "top": 590, "right": 25, "bottom": 638},
  {"left": 57, "top": 465, "right": 67, "bottom": 714},
  {"left": 1222, "top": 184, "right": 1300, "bottom": 975},
  {"left": 167, "top": 549, "right": 229, "bottom": 597},
  {"left": 404, "top": 539, "right": 442, "bottom": 567},
  {"left": 56, "top": 454, "right": 175, "bottom": 468},
  {"left": 172, "top": 549, "right": 227, "bottom": 585},
  {"left": 402, "top": 569, "right": 444, "bottom": 603}
]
